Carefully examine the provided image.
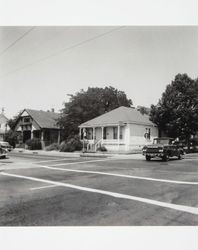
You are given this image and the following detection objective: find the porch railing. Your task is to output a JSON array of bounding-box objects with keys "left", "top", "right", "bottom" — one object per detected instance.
[
  {"left": 85, "top": 139, "right": 125, "bottom": 152},
  {"left": 94, "top": 139, "right": 102, "bottom": 151},
  {"left": 102, "top": 139, "right": 125, "bottom": 144},
  {"left": 86, "top": 139, "right": 102, "bottom": 152}
]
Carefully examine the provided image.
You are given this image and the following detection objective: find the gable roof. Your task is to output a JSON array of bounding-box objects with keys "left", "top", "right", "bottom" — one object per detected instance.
[
  {"left": 79, "top": 106, "right": 155, "bottom": 127},
  {"left": 0, "top": 113, "right": 9, "bottom": 123},
  {"left": 0, "top": 113, "right": 9, "bottom": 134},
  {"left": 22, "top": 109, "right": 61, "bottom": 129}
]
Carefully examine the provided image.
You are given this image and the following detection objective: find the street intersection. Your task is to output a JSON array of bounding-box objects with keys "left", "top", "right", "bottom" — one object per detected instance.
[{"left": 0, "top": 152, "right": 198, "bottom": 226}]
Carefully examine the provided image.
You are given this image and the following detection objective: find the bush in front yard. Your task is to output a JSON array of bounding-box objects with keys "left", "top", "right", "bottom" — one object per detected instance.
[
  {"left": 4, "top": 130, "right": 18, "bottom": 148},
  {"left": 45, "top": 143, "right": 60, "bottom": 151},
  {"left": 60, "top": 135, "right": 83, "bottom": 152},
  {"left": 97, "top": 145, "right": 107, "bottom": 152},
  {"left": 25, "top": 138, "right": 42, "bottom": 150}
]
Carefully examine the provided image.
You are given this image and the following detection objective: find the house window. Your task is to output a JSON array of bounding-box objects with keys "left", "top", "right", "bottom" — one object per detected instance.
[
  {"left": 144, "top": 128, "right": 151, "bottom": 139},
  {"left": 24, "top": 117, "right": 30, "bottom": 123},
  {"left": 0, "top": 124, "right": 1, "bottom": 128},
  {"left": 86, "top": 128, "right": 93, "bottom": 140},
  {"left": 113, "top": 127, "right": 118, "bottom": 139}
]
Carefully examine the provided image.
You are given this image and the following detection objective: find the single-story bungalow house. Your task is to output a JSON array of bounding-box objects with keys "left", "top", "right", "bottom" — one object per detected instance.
[
  {"left": 0, "top": 111, "right": 10, "bottom": 141},
  {"left": 14, "top": 109, "right": 62, "bottom": 148},
  {"left": 79, "top": 106, "right": 159, "bottom": 152}
]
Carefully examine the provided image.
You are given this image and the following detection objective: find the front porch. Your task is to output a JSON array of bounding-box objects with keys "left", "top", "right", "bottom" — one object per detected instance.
[
  {"left": 17, "top": 128, "right": 61, "bottom": 149},
  {"left": 79, "top": 125, "right": 126, "bottom": 152}
]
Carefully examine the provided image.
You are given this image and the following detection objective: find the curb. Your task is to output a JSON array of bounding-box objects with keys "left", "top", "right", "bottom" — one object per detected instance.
[
  {"left": 10, "top": 149, "right": 81, "bottom": 158},
  {"left": 10, "top": 149, "right": 144, "bottom": 159}
]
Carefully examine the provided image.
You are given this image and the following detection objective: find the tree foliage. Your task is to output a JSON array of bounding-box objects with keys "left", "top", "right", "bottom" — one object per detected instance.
[
  {"left": 7, "top": 118, "right": 17, "bottom": 130},
  {"left": 137, "top": 106, "right": 150, "bottom": 115},
  {"left": 150, "top": 73, "right": 198, "bottom": 143},
  {"left": 4, "top": 130, "right": 18, "bottom": 148},
  {"left": 58, "top": 86, "right": 132, "bottom": 138}
]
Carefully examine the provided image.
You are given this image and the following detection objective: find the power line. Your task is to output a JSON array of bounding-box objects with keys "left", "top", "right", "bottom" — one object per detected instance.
[
  {"left": 0, "top": 26, "right": 125, "bottom": 79},
  {"left": 0, "top": 27, "right": 35, "bottom": 57}
]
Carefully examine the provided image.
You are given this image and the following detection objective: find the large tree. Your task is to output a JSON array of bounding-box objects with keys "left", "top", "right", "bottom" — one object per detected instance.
[
  {"left": 150, "top": 73, "right": 198, "bottom": 146},
  {"left": 4, "top": 115, "right": 20, "bottom": 147},
  {"left": 58, "top": 86, "right": 132, "bottom": 138}
]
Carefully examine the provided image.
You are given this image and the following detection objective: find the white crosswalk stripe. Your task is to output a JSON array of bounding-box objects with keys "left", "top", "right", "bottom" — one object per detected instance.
[{"left": 1, "top": 171, "right": 198, "bottom": 215}]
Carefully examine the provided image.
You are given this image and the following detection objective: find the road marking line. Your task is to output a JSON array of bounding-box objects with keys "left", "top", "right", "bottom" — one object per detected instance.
[
  {"left": 40, "top": 158, "right": 114, "bottom": 167},
  {"left": 34, "top": 158, "right": 76, "bottom": 164},
  {"left": 1, "top": 171, "right": 198, "bottom": 215},
  {"left": 30, "top": 184, "right": 58, "bottom": 190},
  {"left": 40, "top": 165, "right": 198, "bottom": 185},
  {"left": 10, "top": 154, "right": 59, "bottom": 160}
]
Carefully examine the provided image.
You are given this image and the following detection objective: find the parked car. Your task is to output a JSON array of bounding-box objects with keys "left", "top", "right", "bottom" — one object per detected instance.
[
  {"left": 176, "top": 139, "right": 198, "bottom": 153},
  {"left": 142, "top": 137, "right": 184, "bottom": 161},
  {"left": 0, "top": 146, "right": 7, "bottom": 159},
  {"left": 0, "top": 141, "right": 13, "bottom": 152}
]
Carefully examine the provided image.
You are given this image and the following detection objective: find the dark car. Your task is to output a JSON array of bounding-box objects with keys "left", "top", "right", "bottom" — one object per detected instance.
[
  {"left": 142, "top": 137, "right": 184, "bottom": 161},
  {"left": 0, "top": 146, "right": 7, "bottom": 159}
]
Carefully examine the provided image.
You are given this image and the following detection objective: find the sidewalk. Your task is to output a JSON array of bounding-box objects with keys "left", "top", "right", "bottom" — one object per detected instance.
[
  {"left": 11, "top": 148, "right": 81, "bottom": 158},
  {"left": 11, "top": 148, "right": 144, "bottom": 160}
]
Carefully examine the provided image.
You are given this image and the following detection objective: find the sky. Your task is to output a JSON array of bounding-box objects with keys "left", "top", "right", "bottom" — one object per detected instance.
[{"left": 0, "top": 26, "right": 198, "bottom": 118}]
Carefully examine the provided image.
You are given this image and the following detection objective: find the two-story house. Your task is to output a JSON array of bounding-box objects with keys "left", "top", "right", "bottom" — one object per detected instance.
[{"left": 13, "top": 109, "right": 62, "bottom": 148}]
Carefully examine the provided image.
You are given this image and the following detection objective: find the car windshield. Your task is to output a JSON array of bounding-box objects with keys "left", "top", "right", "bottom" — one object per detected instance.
[{"left": 153, "top": 139, "right": 170, "bottom": 145}]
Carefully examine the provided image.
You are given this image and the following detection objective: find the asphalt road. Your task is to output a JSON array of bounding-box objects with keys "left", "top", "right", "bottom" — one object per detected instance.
[{"left": 0, "top": 152, "right": 198, "bottom": 226}]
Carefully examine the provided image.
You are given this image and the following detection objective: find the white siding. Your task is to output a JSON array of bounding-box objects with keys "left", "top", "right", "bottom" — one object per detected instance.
[{"left": 129, "top": 123, "right": 158, "bottom": 148}]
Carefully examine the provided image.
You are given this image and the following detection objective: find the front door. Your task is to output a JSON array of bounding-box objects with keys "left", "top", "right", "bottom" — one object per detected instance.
[{"left": 23, "top": 130, "right": 31, "bottom": 143}]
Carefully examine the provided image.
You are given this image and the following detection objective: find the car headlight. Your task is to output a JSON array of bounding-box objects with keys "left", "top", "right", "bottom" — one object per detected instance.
[{"left": 158, "top": 149, "right": 163, "bottom": 152}]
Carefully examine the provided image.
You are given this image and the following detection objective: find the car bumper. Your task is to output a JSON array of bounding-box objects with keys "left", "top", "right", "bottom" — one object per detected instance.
[
  {"left": 143, "top": 152, "right": 164, "bottom": 157},
  {"left": 0, "top": 153, "right": 7, "bottom": 158}
]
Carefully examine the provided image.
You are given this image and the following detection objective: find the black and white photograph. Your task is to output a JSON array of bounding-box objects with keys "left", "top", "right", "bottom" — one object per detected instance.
[
  {"left": 0, "top": 25, "right": 198, "bottom": 226},
  {"left": 0, "top": 1, "right": 198, "bottom": 249}
]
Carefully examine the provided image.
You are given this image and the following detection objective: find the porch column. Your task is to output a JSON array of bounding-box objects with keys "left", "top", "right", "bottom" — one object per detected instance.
[
  {"left": 31, "top": 130, "right": 34, "bottom": 139},
  {"left": 101, "top": 127, "right": 104, "bottom": 143},
  {"left": 58, "top": 130, "right": 61, "bottom": 144},
  {"left": 93, "top": 127, "right": 96, "bottom": 141},
  {"left": 41, "top": 130, "right": 45, "bottom": 149},
  {"left": 41, "top": 131, "right": 44, "bottom": 141},
  {"left": 118, "top": 125, "right": 120, "bottom": 149}
]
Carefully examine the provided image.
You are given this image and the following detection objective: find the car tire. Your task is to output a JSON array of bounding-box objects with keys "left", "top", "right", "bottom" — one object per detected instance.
[
  {"left": 146, "top": 155, "right": 151, "bottom": 161},
  {"left": 162, "top": 155, "right": 169, "bottom": 161}
]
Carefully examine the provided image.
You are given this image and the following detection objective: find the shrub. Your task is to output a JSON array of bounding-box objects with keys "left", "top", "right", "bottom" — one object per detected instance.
[
  {"left": 4, "top": 130, "right": 18, "bottom": 148},
  {"left": 25, "top": 138, "right": 42, "bottom": 150},
  {"left": 45, "top": 143, "right": 60, "bottom": 151},
  {"left": 97, "top": 145, "right": 107, "bottom": 152},
  {"left": 60, "top": 135, "right": 83, "bottom": 152}
]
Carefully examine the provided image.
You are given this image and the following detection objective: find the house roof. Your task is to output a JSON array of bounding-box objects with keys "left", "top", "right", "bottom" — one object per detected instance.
[
  {"left": 0, "top": 113, "right": 9, "bottom": 134},
  {"left": 23, "top": 109, "right": 61, "bottom": 129},
  {"left": 0, "top": 113, "right": 9, "bottom": 123},
  {"left": 79, "top": 106, "right": 156, "bottom": 127}
]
